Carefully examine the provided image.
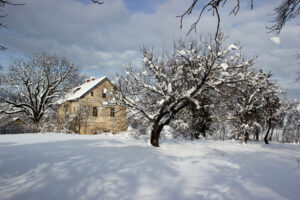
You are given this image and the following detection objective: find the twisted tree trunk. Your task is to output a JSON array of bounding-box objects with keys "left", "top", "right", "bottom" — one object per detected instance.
[
  {"left": 150, "top": 121, "right": 163, "bottom": 147},
  {"left": 150, "top": 112, "right": 174, "bottom": 147}
]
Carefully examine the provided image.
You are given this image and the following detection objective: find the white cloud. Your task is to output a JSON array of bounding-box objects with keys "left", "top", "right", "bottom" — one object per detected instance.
[{"left": 0, "top": 0, "right": 299, "bottom": 97}]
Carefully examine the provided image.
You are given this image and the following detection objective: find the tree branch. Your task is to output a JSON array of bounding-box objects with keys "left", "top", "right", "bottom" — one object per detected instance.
[{"left": 91, "top": 0, "right": 104, "bottom": 4}]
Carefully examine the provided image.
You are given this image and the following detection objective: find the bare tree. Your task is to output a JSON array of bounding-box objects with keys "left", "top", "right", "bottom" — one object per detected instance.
[
  {"left": 296, "top": 52, "right": 300, "bottom": 81},
  {"left": 115, "top": 33, "right": 255, "bottom": 147},
  {"left": 0, "top": 0, "right": 24, "bottom": 27},
  {"left": 0, "top": 53, "right": 81, "bottom": 125},
  {"left": 267, "top": 0, "right": 300, "bottom": 34},
  {"left": 0, "top": 0, "right": 102, "bottom": 50},
  {"left": 178, "top": 0, "right": 299, "bottom": 35},
  {"left": 57, "top": 101, "right": 89, "bottom": 134},
  {"left": 72, "top": 102, "right": 89, "bottom": 134},
  {"left": 0, "top": 0, "right": 24, "bottom": 50}
]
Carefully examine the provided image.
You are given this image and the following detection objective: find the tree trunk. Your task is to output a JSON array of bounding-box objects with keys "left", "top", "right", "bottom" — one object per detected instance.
[
  {"left": 268, "top": 124, "right": 275, "bottom": 141},
  {"left": 150, "top": 121, "right": 164, "bottom": 147},
  {"left": 149, "top": 99, "right": 191, "bottom": 147},
  {"left": 297, "top": 126, "right": 300, "bottom": 143},
  {"left": 150, "top": 112, "right": 174, "bottom": 147},
  {"left": 33, "top": 118, "right": 39, "bottom": 125},
  {"left": 254, "top": 128, "right": 259, "bottom": 141},
  {"left": 264, "top": 118, "right": 272, "bottom": 144},
  {"left": 281, "top": 127, "right": 286, "bottom": 143},
  {"left": 150, "top": 133, "right": 160, "bottom": 147},
  {"left": 243, "top": 131, "right": 249, "bottom": 144}
]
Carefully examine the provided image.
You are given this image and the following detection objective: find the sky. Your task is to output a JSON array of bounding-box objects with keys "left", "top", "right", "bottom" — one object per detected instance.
[{"left": 0, "top": 0, "right": 299, "bottom": 98}]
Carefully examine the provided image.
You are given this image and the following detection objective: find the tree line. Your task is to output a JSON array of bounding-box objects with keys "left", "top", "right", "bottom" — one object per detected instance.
[{"left": 113, "top": 33, "right": 298, "bottom": 147}]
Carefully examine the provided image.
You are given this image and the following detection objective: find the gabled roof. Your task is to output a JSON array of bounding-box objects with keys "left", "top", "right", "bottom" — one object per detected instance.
[{"left": 57, "top": 76, "right": 108, "bottom": 104}]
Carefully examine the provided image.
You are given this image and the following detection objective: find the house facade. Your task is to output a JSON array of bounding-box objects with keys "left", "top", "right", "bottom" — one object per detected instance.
[{"left": 57, "top": 77, "right": 127, "bottom": 134}]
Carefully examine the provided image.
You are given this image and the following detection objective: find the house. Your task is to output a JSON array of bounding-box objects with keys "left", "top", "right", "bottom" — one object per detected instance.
[{"left": 57, "top": 77, "right": 127, "bottom": 134}]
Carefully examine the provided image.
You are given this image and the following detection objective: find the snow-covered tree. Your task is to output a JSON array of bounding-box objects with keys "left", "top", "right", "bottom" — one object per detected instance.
[
  {"left": 229, "top": 70, "right": 266, "bottom": 143},
  {"left": 115, "top": 34, "right": 255, "bottom": 147},
  {"left": 0, "top": 53, "right": 82, "bottom": 125},
  {"left": 228, "top": 69, "right": 283, "bottom": 143},
  {"left": 169, "top": 92, "right": 214, "bottom": 140},
  {"left": 282, "top": 99, "right": 300, "bottom": 143},
  {"left": 260, "top": 77, "right": 283, "bottom": 144},
  {"left": 209, "top": 92, "right": 231, "bottom": 141}
]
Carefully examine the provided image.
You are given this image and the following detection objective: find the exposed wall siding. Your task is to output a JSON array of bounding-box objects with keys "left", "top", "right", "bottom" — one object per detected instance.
[{"left": 57, "top": 79, "right": 127, "bottom": 134}]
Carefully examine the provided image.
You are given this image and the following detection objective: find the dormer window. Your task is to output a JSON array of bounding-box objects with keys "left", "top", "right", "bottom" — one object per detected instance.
[{"left": 91, "top": 91, "right": 94, "bottom": 96}]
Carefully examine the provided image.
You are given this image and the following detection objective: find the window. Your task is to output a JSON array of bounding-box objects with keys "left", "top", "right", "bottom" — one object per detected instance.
[
  {"left": 92, "top": 107, "right": 98, "bottom": 116},
  {"left": 91, "top": 91, "right": 94, "bottom": 96},
  {"left": 102, "top": 88, "right": 107, "bottom": 98},
  {"left": 110, "top": 107, "right": 115, "bottom": 117}
]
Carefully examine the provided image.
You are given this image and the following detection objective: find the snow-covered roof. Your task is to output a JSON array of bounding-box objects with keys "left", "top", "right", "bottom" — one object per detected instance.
[{"left": 57, "top": 76, "right": 107, "bottom": 104}]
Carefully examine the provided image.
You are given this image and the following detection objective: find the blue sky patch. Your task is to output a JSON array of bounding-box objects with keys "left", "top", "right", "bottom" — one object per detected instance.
[{"left": 75, "top": 0, "right": 166, "bottom": 14}]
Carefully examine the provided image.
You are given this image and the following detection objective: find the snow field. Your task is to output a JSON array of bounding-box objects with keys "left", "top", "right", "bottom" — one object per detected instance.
[{"left": 0, "top": 133, "right": 299, "bottom": 200}]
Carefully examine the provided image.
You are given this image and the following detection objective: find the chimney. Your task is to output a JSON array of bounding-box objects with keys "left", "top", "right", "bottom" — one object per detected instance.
[
  {"left": 86, "top": 79, "right": 90, "bottom": 83},
  {"left": 91, "top": 77, "right": 95, "bottom": 81}
]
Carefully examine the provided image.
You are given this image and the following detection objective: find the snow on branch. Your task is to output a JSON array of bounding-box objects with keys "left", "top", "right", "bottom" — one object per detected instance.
[{"left": 114, "top": 33, "right": 257, "bottom": 147}]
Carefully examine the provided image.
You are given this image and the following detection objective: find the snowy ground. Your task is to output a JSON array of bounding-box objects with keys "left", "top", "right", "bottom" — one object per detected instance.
[{"left": 0, "top": 133, "right": 299, "bottom": 200}]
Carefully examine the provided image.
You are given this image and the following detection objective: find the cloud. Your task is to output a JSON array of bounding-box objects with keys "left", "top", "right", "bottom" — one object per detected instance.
[{"left": 0, "top": 0, "right": 299, "bottom": 97}]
